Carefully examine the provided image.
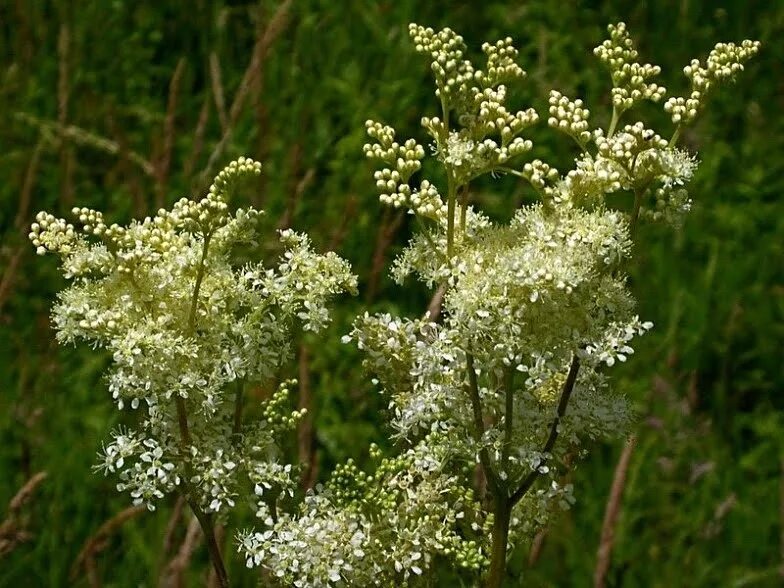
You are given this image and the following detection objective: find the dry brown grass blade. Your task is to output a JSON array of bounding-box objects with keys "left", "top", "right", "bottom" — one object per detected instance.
[
  {"left": 298, "top": 343, "right": 318, "bottom": 490},
  {"left": 209, "top": 51, "right": 229, "bottom": 132},
  {"left": 155, "top": 57, "right": 187, "bottom": 209},
  {"left": 780, "top": 457, "right": 784, "bottom": 580},
  {"left": 160, "top": 515, "right": 202, "bottom": 588},
  {"left": 0, "top": 471, "right": 48, "bottom": 557},
  {"left": 70, "top": 505, "right": 146, "bottom": 582},
  {"left": 277, "top": 166, "right": 314, "bottom": 231},
  {"left": 327, "top": 195, "right": 358, "bottom": 251},
  {"left": 199, "top": 0, "right": 293, "bottom": 189},
  {"left": 0, "top": 246, "right": 25, "bottom": 317},
  {"left": 16, "top": 112, "right": 155, "bottom": 177},
  {"left": 366, "top": 208, "right": 405, "bottom": 303},
  {"left": 594, "top": 435, "right": 637, "bottom": 588},
  {"left": 527, "top": 528, "right": 547, "bottom": 567},
  {"left": 161, "top": 496, "right": 186, "bottom": 557},
  {"left": 14, "top": 139, "right": 43, "bottom": 230},
  {"left": 106, "top": 113, "right": 148, "bottom": 217},
  {"left": 184, "top": 92, "right": 212, "bottom": 180},
  {"left": 57, "top": 21, "right": 75, "bottom": 207}
]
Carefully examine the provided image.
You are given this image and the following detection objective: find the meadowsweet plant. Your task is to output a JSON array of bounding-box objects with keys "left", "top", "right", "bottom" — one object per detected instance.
[
  {"left": 236, "top": 23, "right": 759, "bottom": 587},
  {"left": 30, "top": 158, "right": 357, "bottom": 586}
]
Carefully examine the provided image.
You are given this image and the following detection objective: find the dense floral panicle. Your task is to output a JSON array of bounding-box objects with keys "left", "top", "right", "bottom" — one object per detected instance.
[{"left": 35, "top": 158, "right": 356, "bottom": 511}]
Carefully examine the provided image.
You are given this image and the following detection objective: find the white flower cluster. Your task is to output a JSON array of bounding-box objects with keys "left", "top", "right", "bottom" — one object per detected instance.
[
  {"left": 33, "top": 158, "right": 357, "bottom": 512},
  {"left": 238, "top": 436, "right": 489, "bottom": 586}
]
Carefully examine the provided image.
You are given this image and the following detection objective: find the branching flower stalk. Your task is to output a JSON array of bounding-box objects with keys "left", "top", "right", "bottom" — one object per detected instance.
[
  {"left": 30, "top": 158, "right": 357, "bottom": 585},
  {"left": 234, "top": 23, "right": 758, "bottom": 588}
]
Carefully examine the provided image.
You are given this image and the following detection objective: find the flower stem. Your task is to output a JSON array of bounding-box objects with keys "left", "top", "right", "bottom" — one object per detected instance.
[
  {"left": 510, "top": 355, "right": 580, "bottom": 507},
  {"left": 486, "top": 495, "right": 512, "bottom": 588},
  {"left": 174, "top": 231, "right": 229, "bottom": 587},
  {"left": 607, "top": 107, "right": 621, "bottom": 138}
]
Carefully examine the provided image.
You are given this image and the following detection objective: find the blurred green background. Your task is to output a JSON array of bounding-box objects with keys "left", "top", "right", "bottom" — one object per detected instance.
[{"left": 0, "top": 1, "right": 781, "bottom": 586}]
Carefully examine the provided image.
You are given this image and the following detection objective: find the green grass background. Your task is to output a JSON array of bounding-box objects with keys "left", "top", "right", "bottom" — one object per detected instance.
[{"left": 0, "top": 1, "right": 782, "bottom": 586}]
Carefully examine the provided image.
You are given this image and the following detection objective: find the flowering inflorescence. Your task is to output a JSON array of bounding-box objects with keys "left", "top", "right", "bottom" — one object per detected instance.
[
  {"left": 235, "top": 21, "right": 762, "bottom": 588},
  {"left": 33, "top": 158, "right": 357, "bottom": 516}
]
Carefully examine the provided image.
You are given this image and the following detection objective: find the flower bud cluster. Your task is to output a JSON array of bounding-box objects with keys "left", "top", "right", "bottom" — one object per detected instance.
[
  {"left": 548, "top": 91, "right": 592, "bottom": 144},
  {"left": 521, "top": 159, "right": 560, "bottom": 195},
  {"left": 595, "top": 122, "right": 668, "bottom": 173},
  {"left": 29, "top": 211, "right": 77, "bottom": 256},
  {"left": 665, "top": 39, "right": 760, "bottom": 124},
  {"left": 409, "top": 23, "right": 475, "bottom": 104},
  {"left": 262, "top": 379, "right": 307, "bottom": 433},
  {"left": 363, "top": 120, "right": 446, "bottom": 219},
  {"left": 594, "top": 22, "right": 665, "bottom": 111},
  {"left": 478, "top": 37, "right": 526, "bottom": 86}
]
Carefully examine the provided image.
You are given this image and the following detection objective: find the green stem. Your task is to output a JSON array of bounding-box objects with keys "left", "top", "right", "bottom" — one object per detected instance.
[
  {"left": 669, "top": 125, "right": 682, "bottom": 147},
  {"left": 485, "top": 495, "right": 512, "bottom": 588},
  {"left": 459, "top": 186, "right": 469, "bottom": 234},
  {"left": 446, "top": 173, "right": 457, "bottom": 258},
  {"left": 187, "top": 232, "right": 212, "bottom": 332},
  {"left": 174, "top": 231, "right": 228, "bottom": 588},
  {"left": 607, "top": 106, "right": 621, "bottom": 138},
  {"left": 501, "top": 367, "right": 515, "bottom": 468},
  {"left": 629, "top": 187, "right": 646, "bottom": 238},
  {"left": 465, "top": 353, "right": 499, "bottom": 493}
]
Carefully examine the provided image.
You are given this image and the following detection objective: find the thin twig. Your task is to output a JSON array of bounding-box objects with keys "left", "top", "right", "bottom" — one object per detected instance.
[
  {"left": 206, "top": 524, "right": 226, "bottom": 588},
  {"left": 426, "top": 284, "right": 447, "bottom": 322},
  {"left": 510, "top": 355, "right": 580, "bottom": 506},
  {"left": 465, "top": 353, "right": 500, "bottom": 493},
  {"left": 594, "top": 435, "right": 637, "bottom": 588},
  {"left": 501, "top": 367, "right": 515, "bottom": 467}
]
